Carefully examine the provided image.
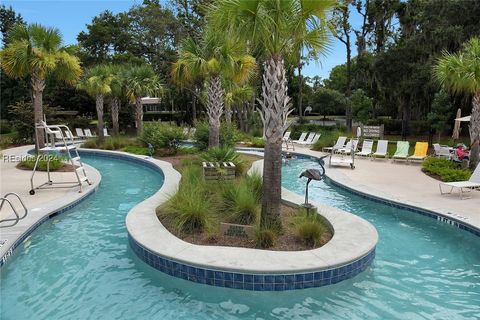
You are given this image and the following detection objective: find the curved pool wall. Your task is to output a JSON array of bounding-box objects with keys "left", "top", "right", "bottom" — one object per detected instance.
[
  {"left": 0, "top": 161, "right": 101, "bottom": 267},
  {"left": 126, "top": 156, "right": 378, "bottom": 292},
  {"left": 238, "top": 147, "right": 480, "bottom": 237},
  {"left": 0, "top": 150, "right": 166, "bottom": 266},
  {"left": 2, "top": 148, "right": 480, "bottom": 319}
]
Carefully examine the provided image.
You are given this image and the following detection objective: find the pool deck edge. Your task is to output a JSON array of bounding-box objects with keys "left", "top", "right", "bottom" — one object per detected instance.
[
  {"left": 0, "top": 145, "right": 101, "bottom": 266},
  {"left": 125, "top": 149, "right": 378, "bottom": 291}
]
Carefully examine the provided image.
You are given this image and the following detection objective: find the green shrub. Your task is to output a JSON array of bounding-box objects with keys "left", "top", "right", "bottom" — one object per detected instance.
[
  {"left": 292, "top": 209, "right": 328, "bottom": 248},
  {"left": 422, "top": 157, "right": 472, "bottom": 182},
  {"left": 194, "top": 121, "right": 240, "bottom": 150},
  {"left": 255, "top": 228, "right": 276, "bottom": 249},
  {"left": 82, "top": 136, "right": 144, "bottom": 152},
  {"left": 122, "top": 146, "right": 150, "bottom": 155},
  {"left": 81, "top": 139, "right": 98, "bottom": 149},
  {"left": 250, "top": 137, "right": 265, "bottom": 148},
  {"left": 0, "top": 120, "right": 12, "bottom": 134},
  {"left": 178, "top": 146, "right": 199, "bottom": 154},
  {"left": 222, "top": 182, "right": 259, "bottom": 225},
  {"left": 19, "top": 155, "right": 64, "bottom": 171},
  {"left": 142, "top": 122, "right": 185, "bottom": 150}
]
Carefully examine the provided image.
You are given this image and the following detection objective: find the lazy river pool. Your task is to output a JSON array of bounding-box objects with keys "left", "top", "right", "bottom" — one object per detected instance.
[{"left": 1, "top": 155, "right": 479, "bottom": 319}]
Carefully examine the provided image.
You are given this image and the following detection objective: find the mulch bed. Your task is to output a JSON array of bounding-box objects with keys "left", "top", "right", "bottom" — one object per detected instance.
[
  {"left": 158, "top": 204, "right": 332, "bottom": 251},
  {"left": 155, "top": 152, "right": 332, "bottom": 251}
]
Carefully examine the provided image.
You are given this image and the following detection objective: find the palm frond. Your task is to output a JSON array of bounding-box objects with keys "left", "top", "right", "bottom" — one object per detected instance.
[{"left": 435, "top": 37, "right": 480, "bottom": 95}]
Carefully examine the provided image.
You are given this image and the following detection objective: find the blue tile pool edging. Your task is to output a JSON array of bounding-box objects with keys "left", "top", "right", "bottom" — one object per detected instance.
[
  {"left": 0, "top": 149, "right": 163, "bottom": 268},
  {"left": 122, "top": 147, "right": 377, "bottom": 291},
  {"left": 0, "top": 174, "right": 99, "bottom": 267},
  {"left": 128, "top": 234, "right": 375, "bottom": 291},
  {"left": 326, "top": 176, "right": 480, "bottom": 238},
  {"left": 238, "top": 147, "right": 480, "bottom": 238}
]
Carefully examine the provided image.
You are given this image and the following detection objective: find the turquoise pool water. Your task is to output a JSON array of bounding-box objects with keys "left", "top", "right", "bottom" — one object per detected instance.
[{"left": 1, "top": 156, "right": 479, "bottom": 319}]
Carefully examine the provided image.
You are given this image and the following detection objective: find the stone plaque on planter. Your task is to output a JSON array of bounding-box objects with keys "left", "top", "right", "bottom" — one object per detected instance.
[
  {"left": 220, "top": 222, "right": 255, "bottom": 239},
  {"left": 202, "top": 162, "right": 236, "bottom": 181}
]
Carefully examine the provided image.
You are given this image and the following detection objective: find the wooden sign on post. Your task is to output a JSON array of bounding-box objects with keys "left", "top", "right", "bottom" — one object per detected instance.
[
  {"left": 202, "top": 162, "right": 236, "bottom": 181},
  {"left": 361, "top": 124, "right": 384, "bottom": 139}
]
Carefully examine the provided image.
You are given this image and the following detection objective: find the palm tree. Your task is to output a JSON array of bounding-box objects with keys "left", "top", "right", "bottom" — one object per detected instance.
[
  {"left": 0, "top": 23, "right": 82, "bottom": 149},
  {"left": 435, "top": 37, "right": 480, "bottom": 169},
  {"left": 124, "top": 64, "right": 163, "bottom": 135},
  {"left": 77, "top": 64, "right": 113, "bottom": 141},
  {"left": 109, "top": 64, "right": 127, "bottom": 135},
  {"left": 172, "top": 32, "right": 255, "bottom": 148},
  {"left": 209, "top": 0, "right": 335, "bottom": 228},
  {"left": 224, "top": 83, "right": 253, "bottom": 125}
]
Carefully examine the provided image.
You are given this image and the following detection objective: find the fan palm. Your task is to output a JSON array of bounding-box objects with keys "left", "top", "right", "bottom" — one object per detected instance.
[
  {"left": 224, "top": 83, "right": 254, "bottom": 125},
  {"left": 435, "top": 37, "right": 480, "bottom": 169},
  {"left": 77, "top": 64, "right": 113, "bottom": 140},
  {"left": 124, "top": 65, "right": 163, "bottom": 135},
  {"left": 209, "top": 0, "right": 335, "bottom": 228},
  {"left": 109, "top": 64, "right": 127, "bottom": 135},
  {"left": 0, "top": 23, "right": 82, "bottom": 149},
  {"left": 172, "top": 31, "right": 255, "bottom": 148}
]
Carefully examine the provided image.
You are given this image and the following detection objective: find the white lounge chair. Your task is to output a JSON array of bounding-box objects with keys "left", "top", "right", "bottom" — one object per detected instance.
[
  {"left": 323, "top": 136, "right": 347, "bottom": 152},
  {"left": 298, "top": 133, "right": 321, "bottom": 146},
  {"left": 183, "top": 127, "right": 189, "bottom": 136},
  {"left": 84, "top": 129, "right": 95, "bottom": 138},
  {"left": 293, "top": 132, "right": 308, "bottom": 144},
  {"left": 433, "top": 143, "right": 452, "bottom": 159},
  {"left": 282, "top": 131, "right": 294, "bottom": 149},
  {"left": 356, "top": 140, "right": 374, "bottom": 157},
  {"left": 338, "top": 139, "right": 359, "bottom": 154},
  {"left": 439, "top": 163, "right": 480, "bottom": 199},
  {"left": 372, "top": 140, "right": 389, "bottom": 159},
  {"left": 75, "top": 128, "right": 86, "bottom": 139},
  {"left": 297, "top": 132, "right": 316, "bottom": 145},
  {"left": 103, "top": 128, "right": 110, "bottom": 137}
]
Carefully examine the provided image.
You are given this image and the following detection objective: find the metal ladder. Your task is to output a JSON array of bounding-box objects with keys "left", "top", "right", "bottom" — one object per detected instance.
[
  {"left": 30, "top": 121, "right": 91, "bottom": 195},
  {"left": 0, "top": 193, "right": 28, "bottom": 227}
]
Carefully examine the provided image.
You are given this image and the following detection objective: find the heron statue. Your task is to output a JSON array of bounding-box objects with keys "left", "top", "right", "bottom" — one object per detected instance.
[{"left": 299, "top": 155, "right": 328, "bottom": 214}]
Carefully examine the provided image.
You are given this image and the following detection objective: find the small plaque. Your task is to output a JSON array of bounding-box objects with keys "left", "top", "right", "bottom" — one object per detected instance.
[{"left": 220, "top": 223, "right": 255, "bottom": 239}]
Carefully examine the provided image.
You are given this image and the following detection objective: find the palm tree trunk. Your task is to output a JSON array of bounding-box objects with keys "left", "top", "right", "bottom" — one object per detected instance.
[
  {"left": 258, "top": 57, "right": 293, "bottom": 229},
  {"left": 469, "top": 92, "right": 480, "bottom": 169},
  {"left": 96, "top": 94, "right": 105, "bottom": 141},
  {"left": 225, "top": 107, "right": 232, "bottom": 124},
  {"left": 111, "top": 97, "right": 120, "bottom": 135},
  {"left": 135, "top": 97, "right": 143, "bottom": 135},
  {"left": 207, "top": 75, "right": 224, "bottom": 148},
  {"left": 32, "top": 73, "right": 45, "bottom": 150},
  {"left": 298, "top": 63, "right": 303, "bottom": 120}
]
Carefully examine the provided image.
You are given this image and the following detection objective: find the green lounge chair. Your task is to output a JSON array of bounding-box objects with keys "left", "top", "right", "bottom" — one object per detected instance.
[{"left": 392, "top": 141, "right": 410, "bottom": 161}]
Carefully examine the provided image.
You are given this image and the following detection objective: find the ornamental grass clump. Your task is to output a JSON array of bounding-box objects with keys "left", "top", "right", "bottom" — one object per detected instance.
[
  {"left": 162, "top": 165, "right": 215, "bottom": 234},
  {"left": 255, "top": 228, "right": 276, "bottom": 249},
  {"left": 293, "top": 209, "right": 329, "bottom": 248},
  {"left": 222, "top": 181, "right": 259, "bottom": 225},
  {"left": 245, "top": 173, "right": 262, "bottom": 202}
]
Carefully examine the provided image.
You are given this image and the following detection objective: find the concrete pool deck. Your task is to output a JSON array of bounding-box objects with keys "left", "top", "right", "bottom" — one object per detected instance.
[
  {"left": 280, "top": 146, "right": 480, "bottom": 230},
  {"left": 0, "top": 145, "right": 101, "bottom": 263}
]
